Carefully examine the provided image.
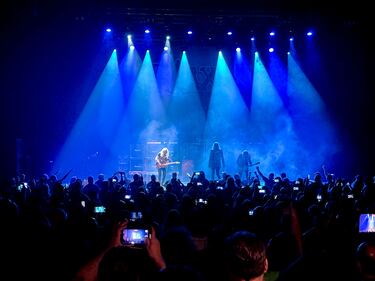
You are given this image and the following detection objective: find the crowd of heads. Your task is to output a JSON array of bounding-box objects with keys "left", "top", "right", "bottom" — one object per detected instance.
[{"left": 0, "top": 166, "right": 374, "bottom": 281}]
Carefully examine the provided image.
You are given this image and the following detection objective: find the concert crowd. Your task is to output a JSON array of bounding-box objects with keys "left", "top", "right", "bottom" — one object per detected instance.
[{"left": 0, "top": 166, "right": 374, "bottom": 281}]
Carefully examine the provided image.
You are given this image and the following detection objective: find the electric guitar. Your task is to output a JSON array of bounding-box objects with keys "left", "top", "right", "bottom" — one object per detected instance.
[{"left": 156, "top": 161, "right": 181, "bottom": 169}]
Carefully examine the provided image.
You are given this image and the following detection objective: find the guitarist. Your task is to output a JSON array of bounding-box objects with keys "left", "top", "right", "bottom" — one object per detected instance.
[
  {"left": 155, "top": 147, "right": 170, "bottom": 186},
  {"left": 236, "top": 150, "right": 252, "bottom": 182}
]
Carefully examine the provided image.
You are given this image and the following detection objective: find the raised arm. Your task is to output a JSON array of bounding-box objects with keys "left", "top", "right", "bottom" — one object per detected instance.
[
  {"left": 145, "top": 226, "right": 167, "bottom": 271},
  {"left": 256, "top": 166, "right": 268, "bottom": 182},
  {"left": 289, "top": 203, "right": 303, "bottom": 255},
  {"left": 322, "top": 165, "right": 329, "bottom": 181},
  {"left": 71, "top": 220, "right": 128, "bottom": 281}
]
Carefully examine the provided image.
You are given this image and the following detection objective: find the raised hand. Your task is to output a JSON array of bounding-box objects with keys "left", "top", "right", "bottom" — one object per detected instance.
[
  {"left": 109, "top": 219, "right": 128, "bottom": 248},
  {"left": 145, "top": 226, "right": 166, "bottom": 271}
]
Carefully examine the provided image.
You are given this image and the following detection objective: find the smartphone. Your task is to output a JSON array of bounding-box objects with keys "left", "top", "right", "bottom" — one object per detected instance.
[
  {"left": 121, "top": 228, "right": 149, "bottom": 246},
  {"left": 316, "top": 194, "right": 322, "bottom": 201},
  {"left": 359, "top": 214, "right": 375, "bottom": 233},
  {"left": 259, "top": 189, "right": 266, "bottom": 193},
  {"left": 94, "top": 206, "right": 106, "bottom": 213},
  {"left": 274, "top": 178, "right": 280, "bottom": 183},
  {"left": 293, "top": 187, "right": 299, "bottom": 191},
  {"left": 197, "top": 182, "right": 203, "bottom": 186},
  {"left": 347, "top": 194, "right": 354, "bottom": 199},
  {"left": 129, "top": 211, "right": 143, "bottom": 221},
  {"left": 125, "top": 195, "right": 131, "bottom": 200},
  {"left": 81, "top": 201, "right": 86, "bottom": 208},
  {"left": 249, "top": 210, "right": 254, "bottom": 216}
]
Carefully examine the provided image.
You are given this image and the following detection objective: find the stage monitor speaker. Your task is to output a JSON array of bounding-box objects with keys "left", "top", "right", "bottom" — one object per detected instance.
[
  {"left": 130, "top": 158, "right": 144, "bottom": 171},
  {"left": 118, "top": 156, "right": 129, "bottom": 171},
  {"left": 130, "top": 144, "right": 144, "bottom": 158}
]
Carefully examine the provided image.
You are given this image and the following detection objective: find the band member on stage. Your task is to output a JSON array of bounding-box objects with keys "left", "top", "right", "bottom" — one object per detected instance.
[
  {"left": 237, "top": 150, "right": 252, "bottom": 182},
  {"left": 155, "top": 147, "right": 170, "bottom": 186},
  {"left": 208, "top": 142, "right": 225, "bottom": 180}
]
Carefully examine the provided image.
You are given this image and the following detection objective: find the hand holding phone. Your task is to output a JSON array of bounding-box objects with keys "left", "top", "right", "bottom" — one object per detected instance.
[
  {"left": 121, "top": 228, "right": 149, "bottom": 246},
  {"left": 145, "top": 227, "right": 166, "bottom": 270},
  {"left": 108, "top": 220, "right": 128, "bottom": 248}
]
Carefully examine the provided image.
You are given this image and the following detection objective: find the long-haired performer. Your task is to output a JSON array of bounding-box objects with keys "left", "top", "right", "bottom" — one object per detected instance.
[
  {"left": 155, "top": 147, "right": 170, "bottom": 185},
  {"left": 208, "top": 142, "right": 225, "bottom": 180}
]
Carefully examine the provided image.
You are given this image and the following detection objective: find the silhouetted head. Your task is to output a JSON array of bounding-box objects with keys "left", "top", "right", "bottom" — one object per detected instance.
[
  {"left": 98, "top": 174, "right": 105, "bottom": 181},
  {"left": 224, "top": 231, "right": 268, "bottom": 281},
  {"left": 314, "top": 172, "right": 322, "bottom": 183},
  {"left": 212, "top": 142, "right": 220, "bottom": 150},
  {"left": 88, "top": 176, "right": 94, "bottom": 184},
  {"left": 356, "top": 240, "right": 375, "bottom": 281},
  {"left": 98, "top": 246, "right": 144, "bottom": 281}
]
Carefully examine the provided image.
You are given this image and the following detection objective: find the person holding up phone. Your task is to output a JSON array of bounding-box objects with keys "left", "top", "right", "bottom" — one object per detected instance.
[
  {"left": 71, "top": 220, "right": 128, "bottom": 281},
  {"left": 71, "top": 220, "right": 166, "bottom": 281},
  {"left": 256, "top": 166, "right": 275, "bottom": 189}
]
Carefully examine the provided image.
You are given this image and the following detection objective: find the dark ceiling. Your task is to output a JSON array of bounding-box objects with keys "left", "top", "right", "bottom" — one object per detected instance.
[
  {"left": 1, "top": 0, "right": 371, "bottom": 24},
  {"left": 1, "top": 0, "right": 370, "bottom": 47}
]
